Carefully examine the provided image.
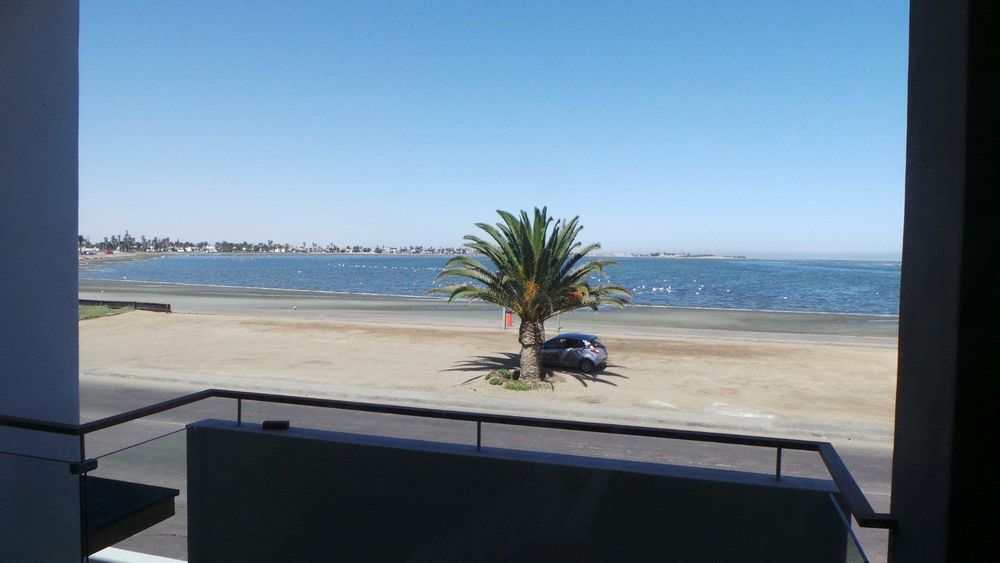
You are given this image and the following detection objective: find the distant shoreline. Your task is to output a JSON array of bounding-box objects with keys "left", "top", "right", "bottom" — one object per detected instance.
[
  {"left": 79, "top": 251, "right": 899, "bottom": 263},
  {"left": 78, "top": 251, "right": 166, "bottom": 264},
  {"left": 78, "top": 277, "right": 898, "bottom": 319},
  {"left": 77, "top": 251, "right": 750, "bottom": 266},
  {"left": 79, "top": 278, "right": 899, "bottom": 342},
  {"left": 79, "top": 254, "right": 901, "bottom": 317},
  {"left": 597, "top": 254, "right": 745, "bottom": 260}
]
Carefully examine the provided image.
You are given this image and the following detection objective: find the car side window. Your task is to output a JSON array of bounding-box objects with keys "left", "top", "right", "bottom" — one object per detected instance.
[{"left": 567, "top": 339, "right": 584, "bottom": 348}]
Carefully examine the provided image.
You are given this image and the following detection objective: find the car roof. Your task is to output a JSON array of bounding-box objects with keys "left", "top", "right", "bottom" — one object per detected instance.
[{"left": 546, "top": 332, "right": 599, "bottom": 341}]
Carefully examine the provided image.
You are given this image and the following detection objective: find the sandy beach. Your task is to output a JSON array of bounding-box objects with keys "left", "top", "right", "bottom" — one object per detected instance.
[
  {"left": 79, "top": 280, "right": 898, "bottom": 445},
  {"left": 78, "top": 251, "right": 168, "bottom": 264}
]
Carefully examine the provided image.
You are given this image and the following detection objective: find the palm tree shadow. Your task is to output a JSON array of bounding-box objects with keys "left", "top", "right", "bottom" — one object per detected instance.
[
  {"left": 444, "top": 353, "right": 521, "bottom": 384},
  {"left": 550, "top": 364, "right": 629, "bottom": 388},
  {"left": 445, "top": 354, "right": 628, "bottom": 388}
]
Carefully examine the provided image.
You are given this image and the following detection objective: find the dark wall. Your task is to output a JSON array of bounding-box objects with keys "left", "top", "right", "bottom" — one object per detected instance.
[
  {"left": 893, "top": 1, "right": 1000, "bottom": 560},
  {"left": 188, "top": 420, "right": 848, "bottom": 562}
]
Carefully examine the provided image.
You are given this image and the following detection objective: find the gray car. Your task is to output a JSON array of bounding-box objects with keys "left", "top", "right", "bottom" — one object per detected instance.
[{"left": 540, "top": 333, "right": 608, "bottom": 373}]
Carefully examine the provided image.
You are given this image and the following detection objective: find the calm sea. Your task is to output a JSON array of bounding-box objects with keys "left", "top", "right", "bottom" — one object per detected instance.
[{"left": 79, "top": 254, "right": 901, "bottom": 316}]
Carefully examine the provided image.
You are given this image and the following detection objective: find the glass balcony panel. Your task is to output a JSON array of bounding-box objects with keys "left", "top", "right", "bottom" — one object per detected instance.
[
  {"left": 83, "top": 430, "right": 187, "bottom": 560},
  {"left": 830, "top": 493, "right": 871, "bottom": 563},
  {"left": 845, "top": 529, "right": 869, "bottom": 563}
]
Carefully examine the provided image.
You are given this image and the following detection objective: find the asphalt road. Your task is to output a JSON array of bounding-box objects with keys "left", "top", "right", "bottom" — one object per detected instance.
[{"left": 81, "top": 379, "right": 891, "bottom": 562}]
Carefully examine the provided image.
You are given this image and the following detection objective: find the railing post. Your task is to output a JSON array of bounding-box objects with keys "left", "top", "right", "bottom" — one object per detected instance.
[
  {"left": 476, "top": 421, "right": 482, "bottom": 451},
  {"left": 775, "top": 447, "right": 782, "bottom": 480},
  {"left": 79, "top": 434, "right": 89, "bottom": 560},
  {"left": 237, "top": 398, "right": 242, "bottom": 426}
]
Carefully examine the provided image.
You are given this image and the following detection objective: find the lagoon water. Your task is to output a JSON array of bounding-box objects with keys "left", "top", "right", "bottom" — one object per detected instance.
[{"left": 79, "top": 254, "right": 901, "bottom": 316}]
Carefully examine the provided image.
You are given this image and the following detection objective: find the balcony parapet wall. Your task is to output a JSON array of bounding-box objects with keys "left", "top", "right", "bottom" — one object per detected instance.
[{"left": 188, "top": 419, "right": 850, "bottom": 561}]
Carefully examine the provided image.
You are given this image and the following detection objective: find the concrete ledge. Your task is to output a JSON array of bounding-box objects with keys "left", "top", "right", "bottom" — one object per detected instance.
[{"left": 84, "top": 477, "right": 179, "bottom": 556}]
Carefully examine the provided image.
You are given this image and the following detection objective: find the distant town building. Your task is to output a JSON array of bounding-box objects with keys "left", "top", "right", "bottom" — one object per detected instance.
[{"left": 77, "top": 234, "right": 479, "bottom": 256}]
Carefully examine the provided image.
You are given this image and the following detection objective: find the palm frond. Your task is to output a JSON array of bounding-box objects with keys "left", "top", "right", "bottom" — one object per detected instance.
[{"left": 428, "top": 207, "right": 631, "bottom": 321}]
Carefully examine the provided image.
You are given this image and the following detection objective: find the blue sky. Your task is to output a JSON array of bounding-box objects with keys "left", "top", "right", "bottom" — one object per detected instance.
[{"left": 79, "top": 1, "right": 909, "bottom": 258}]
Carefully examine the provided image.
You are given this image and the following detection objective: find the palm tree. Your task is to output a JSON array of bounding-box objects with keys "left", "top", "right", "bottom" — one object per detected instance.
[{"left": 431, "top": 208, "right": 631, "bottom": 382}]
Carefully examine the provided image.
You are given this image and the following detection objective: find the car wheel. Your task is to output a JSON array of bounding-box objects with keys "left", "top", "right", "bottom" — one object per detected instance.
[{"left": 580, "top": 359, "right": 595, "bottom": 373}]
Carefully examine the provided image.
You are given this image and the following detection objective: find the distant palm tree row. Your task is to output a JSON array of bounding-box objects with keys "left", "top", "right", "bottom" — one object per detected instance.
[{"left": 78, "top": 234, "right": 476, "bottom": 255}]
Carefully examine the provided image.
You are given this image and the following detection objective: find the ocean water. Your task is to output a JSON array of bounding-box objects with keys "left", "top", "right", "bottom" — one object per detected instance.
[{"left": 79, "top": 254, "right": 901, "bottom": 315}]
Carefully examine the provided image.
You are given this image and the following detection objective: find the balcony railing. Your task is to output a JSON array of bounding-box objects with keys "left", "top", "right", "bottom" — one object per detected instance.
[{"left": 1, "top": 388, "right": 893, "bottom": 560}]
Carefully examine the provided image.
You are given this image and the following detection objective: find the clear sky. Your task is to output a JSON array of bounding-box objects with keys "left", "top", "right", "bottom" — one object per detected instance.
[{"left": 79, "top": 1, "right": 909, "bottom": 258}]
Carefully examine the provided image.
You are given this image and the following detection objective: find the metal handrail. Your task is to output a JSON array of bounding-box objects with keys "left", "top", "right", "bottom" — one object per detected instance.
[{"left": 0, "top": 387, "right": 895, "bottom": 529}]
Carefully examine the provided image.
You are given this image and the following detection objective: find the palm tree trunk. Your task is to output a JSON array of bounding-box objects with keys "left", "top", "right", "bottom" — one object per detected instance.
[{"left": 518, "top": 318, "right": 545, "bottom": 382}]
